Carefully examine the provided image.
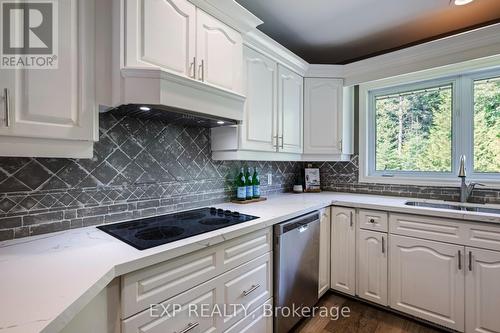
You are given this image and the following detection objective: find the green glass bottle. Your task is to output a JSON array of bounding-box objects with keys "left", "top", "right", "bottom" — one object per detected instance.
[
  {"left": 245, "top": 167, "right": 253, "bottom": 199},
  {"left": 236, "top": 168, "right": 246, "bottom": 201},
  {"left": 252, "top": 168, "right": 261, "bottom": 198}
]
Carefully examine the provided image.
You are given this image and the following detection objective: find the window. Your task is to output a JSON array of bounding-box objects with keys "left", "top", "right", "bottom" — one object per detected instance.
[
  {"left": 473, "top": 77, "right": 500, "bottom": 174},
  {"left": 361, "top": 67, "right": 500, "bottom": 186},
  {"left": 375, "top": 84, "right": 452, "bottom": 173}
]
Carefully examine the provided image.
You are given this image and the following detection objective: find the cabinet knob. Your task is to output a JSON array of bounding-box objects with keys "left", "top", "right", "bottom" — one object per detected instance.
[{"left": 369, "top": 218, "right": 375, "bottom": 223}]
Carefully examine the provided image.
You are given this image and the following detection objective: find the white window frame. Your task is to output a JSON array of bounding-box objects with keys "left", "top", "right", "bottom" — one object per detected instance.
[{"left": 359, "top": 57, "right": 500, "bottom": 188}]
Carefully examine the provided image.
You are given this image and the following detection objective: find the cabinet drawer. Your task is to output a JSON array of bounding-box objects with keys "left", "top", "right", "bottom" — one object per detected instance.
[
  {"left": 122, "top": 277, "right": 218, "bottom": 333},
  {"left": 389, "top": 213, "right": 466, "bottom": 244},
  {"left": 221, "top": 253, "right": 272, "bottom": 330},
  {"left": 122, "top": 228, "right": 272, "bottom": 318},
  {"left": 359, "top": 209, "right": 388, "bottom": 232},
  {"left": 224, "top": 298, "right": 273, "bottom": 333},
  {"left": 122, "top": 253, "right": 272, "bottom": 333},
  {"left": 465, "top": 223, "right": 500, "bottom": 252}
]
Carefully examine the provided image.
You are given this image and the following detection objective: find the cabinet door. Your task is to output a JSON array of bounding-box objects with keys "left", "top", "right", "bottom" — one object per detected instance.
[
  {"left": 124, "top": 0, "right": 196, "bottom": 77},
  {"left": 319, "top": 207, "right": 331, "bottom": 298},
  {"left": 196, "top": 9, "right": 243, "bottom": 93},
  {"left": 304, "top": 78, "right": 343, "bottom": 154},
  {"left": 224, "top": 299, "right": 273, "bottom": 333},
  {"left": 0, "top": 0, "right": 95, "bottom": 141},
  {"left": 466, "top": 247, "right": 500, "bottom": 333},
  {"left": 277, "top": 65, "right": 303, "bottom": 154},
  {"left": 357, "top": 230, "right": 387, "bottom": 306},
  {"left": 390, "top": 235, "right": 464, "bottom": 331},
  {"left": 330, "top": 207, "right": 355, "bottom": 296},
  {"left": 239, "top": 46, "right": 278, "bottom": 152}
]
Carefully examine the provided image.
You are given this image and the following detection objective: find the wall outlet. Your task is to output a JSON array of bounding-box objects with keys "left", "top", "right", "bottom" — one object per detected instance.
[{"left": 267, "top": 173, "right": 272, "bottom": 185}]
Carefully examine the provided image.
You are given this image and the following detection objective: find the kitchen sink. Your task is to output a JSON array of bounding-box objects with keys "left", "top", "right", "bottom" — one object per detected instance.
[{"left": 405, "top": 201, "right": 500, "bottom": 215}]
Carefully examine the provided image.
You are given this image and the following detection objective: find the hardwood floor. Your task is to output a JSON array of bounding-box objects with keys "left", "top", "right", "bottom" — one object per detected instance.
[{"left": 293, "top": 292, "right": 447, "bottom": 333}]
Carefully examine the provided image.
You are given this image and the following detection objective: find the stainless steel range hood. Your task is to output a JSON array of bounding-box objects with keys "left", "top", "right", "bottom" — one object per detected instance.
[{"left": 109, "top": 104, "right": 238, "bottom": 128}]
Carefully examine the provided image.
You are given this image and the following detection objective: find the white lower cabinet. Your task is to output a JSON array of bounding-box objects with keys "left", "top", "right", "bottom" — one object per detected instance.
[
  {"left": 357, "top": 229, "right": 387, "bottom": 306},
  {"left": 121, "top": 228, "right": 272, "bottom": 333},
  {"left": 389, "top": 234, "right": 465, "bottom": 331},
  {"left": 224, "top": 299, "right": 273, "bottom": 333},
  {"left": 318, "top": 207, "right": 331, "bottom": 298},
  {"left": 122, "top": 277, "right": 219, "bottom": 333},
  {"left": 121, "top": 228, "right": 271, "bottom": 318},
  {"left": 122, "top": 252, "right": 272, "bottom": 333},
  {"left": 330, "top": 206, "right": 356, "bottom": 296},
  {"left": 466, "top": 247, "right": 500, "bottom": 333}
]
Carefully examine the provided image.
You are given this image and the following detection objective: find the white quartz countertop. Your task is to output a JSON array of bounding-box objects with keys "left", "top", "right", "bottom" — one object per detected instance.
[{"left": 1, "top": 192, "right": 499, "bottom": 333}]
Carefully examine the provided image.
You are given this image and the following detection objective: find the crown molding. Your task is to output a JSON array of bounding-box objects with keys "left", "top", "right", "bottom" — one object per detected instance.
[
  {"left": 306, "top": 64, "right": 344, "bottom": 78},
  {"left": 188, "top": 0, "right": 263, "bottom": 33},
  {"left": 343, "top": 23, "right": 500, "bottom": 86},
  {"left": 243, "top": 29, "right": 309, "bottom": 76}
]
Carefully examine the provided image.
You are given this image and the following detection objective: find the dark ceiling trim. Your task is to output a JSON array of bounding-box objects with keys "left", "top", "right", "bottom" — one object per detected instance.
[{"left": 335, "top": 18, "right": 500, "bottom": 65}]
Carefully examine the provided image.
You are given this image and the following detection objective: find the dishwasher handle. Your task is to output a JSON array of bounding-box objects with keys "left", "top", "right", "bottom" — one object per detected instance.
[{"left": 274, "top": 212, "right": 319, "bottom": 236}]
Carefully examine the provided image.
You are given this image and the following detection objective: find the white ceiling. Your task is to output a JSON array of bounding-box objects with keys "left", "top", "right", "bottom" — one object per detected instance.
[{"left": 236, "top": 0, "right": 500, "bottom": 64}]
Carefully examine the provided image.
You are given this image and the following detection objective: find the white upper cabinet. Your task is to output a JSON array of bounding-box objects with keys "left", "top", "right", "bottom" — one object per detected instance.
[
  {"left": 304, "top": 78, "right": 343, "bottom": 154},
  {"left": 239, "top": 46, "right": 278, "bottom": 152},
  {"left": 277, "top": 65, "right": 303, "bottom": 154},
  {"left": 466, "top": 247, "right": 500, "bottom": 333},
  {"left": 303, "top": 78, "right": 353, "bottom": 160},
  {"left": 125, "top": 0, "right": 196, "bottom": 77},
  {"left": 0, "top": 0, "right": 97, "bottom": 158},
  {"left": 210, "top": 50, "right": 305, "bottom": 161},
  {"left": 196, "top": 9, "right": 243, "bottom": 93},
  {"left": 123, "top": 0, "right": 243, "bottom": 94}
]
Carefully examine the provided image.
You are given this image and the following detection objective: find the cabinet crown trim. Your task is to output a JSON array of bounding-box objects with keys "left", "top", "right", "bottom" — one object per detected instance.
[{"left": 188, "top": 0, "right": 263, "bottom": 33}]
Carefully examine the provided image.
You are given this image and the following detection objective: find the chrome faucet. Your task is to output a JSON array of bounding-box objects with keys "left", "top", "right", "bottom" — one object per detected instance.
[{"left": 458, "top": 155, "right": 484, "bottom": 203}]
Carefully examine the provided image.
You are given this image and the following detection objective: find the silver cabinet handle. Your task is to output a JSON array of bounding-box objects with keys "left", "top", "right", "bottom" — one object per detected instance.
[
  {"left": 272, "top": 134, "right": 279, "bottom": 150},
  {"left": 3, "top": 88, "right": 10, "bottom": 127},
  {"left": 382, "top": 236, "right": 385, "bottom": 254},
  {"left": 458, "top": 250, "right": 462, "bottom": 270},
  {"left": 469, "top": 251, "right": 473, "bottom": 272},
  {"left": 243, "top": 284, "right": 260, "bottom": 296},
  {"left": 198, "top": 59, "right": 204, "bottom": 81},
  {"left": 350, "top": 211, "right": 353, "bottom": 227},
  {"left": 175, "top": 322, "right": 199, "bottom": 333},
  {"left": 189, "top": 57, "right": 196, "bottom": 79},
  {"left": 339, "top": 139, "right": 343, "bottom": 152},
  {"left": 279, "top": 135, "right": 284, "bottom": 149}
]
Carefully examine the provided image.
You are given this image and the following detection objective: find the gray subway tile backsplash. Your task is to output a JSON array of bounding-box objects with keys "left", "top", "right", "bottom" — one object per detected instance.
[
  {"left": 0, "top": 113, "right": 300, "bottom": 240},
  {"left": 0, "top": 113, "right": 499, "bottom": 241}
]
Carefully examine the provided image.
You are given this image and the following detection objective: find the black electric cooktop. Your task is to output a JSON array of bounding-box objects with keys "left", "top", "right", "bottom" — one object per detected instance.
[{"left": 97, "top": 207, "right": 259, "bottom": 250}]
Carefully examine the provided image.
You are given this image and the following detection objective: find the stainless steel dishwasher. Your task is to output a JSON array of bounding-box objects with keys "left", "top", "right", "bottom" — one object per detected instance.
[{"left": 274, "top": 211, "right": 320, "bottom": 333}]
